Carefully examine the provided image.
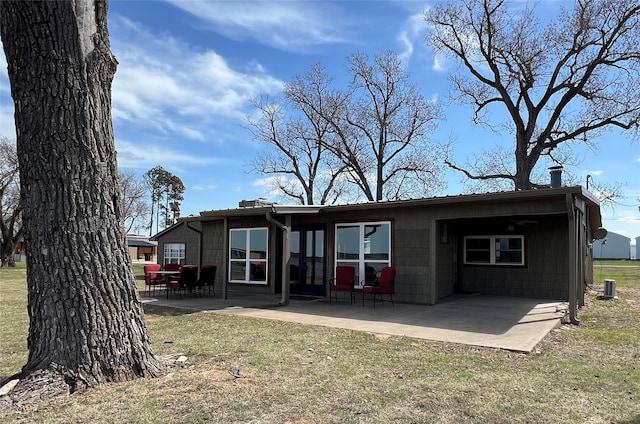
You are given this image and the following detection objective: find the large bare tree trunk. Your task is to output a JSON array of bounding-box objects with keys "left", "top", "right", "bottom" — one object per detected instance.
[{"left": 0, "top": 0, "right": 160, "bottom": 402}]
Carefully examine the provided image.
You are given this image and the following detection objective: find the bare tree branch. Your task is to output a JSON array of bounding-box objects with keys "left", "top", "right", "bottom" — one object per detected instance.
[
  {"left": 426, "top": 0, "right": 640, "bottom": 190},
  {"left": 120, "top": 171, "right": 150, "bottom": 234}
]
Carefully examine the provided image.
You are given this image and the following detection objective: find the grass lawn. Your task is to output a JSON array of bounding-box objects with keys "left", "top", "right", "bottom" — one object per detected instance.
[{"left": 1, "top": 260, "right": 639, "bottom": 423}]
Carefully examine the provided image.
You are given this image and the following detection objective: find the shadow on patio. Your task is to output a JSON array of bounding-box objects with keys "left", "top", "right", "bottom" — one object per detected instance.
[{"left": 140, "top": 291, "right": 567, "bottom": 353}]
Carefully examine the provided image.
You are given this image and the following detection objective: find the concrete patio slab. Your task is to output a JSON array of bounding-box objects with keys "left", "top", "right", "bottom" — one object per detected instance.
[{"left": 141, "top": 292, "right": 567, "bottom": 353}]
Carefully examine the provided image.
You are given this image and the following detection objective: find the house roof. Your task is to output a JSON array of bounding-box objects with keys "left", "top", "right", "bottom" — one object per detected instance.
[
  {"left": 153, "top": 186, "right": 602, "bottom": 238},
  {"left": 199, "top": 204, "right": 323, "bottom": 218},
  {"left": 126, "top": 238, "right": 157, "bottom": 247}
]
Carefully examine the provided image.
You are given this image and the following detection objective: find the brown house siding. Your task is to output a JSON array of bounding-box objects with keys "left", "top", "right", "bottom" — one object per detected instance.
[
  {"left": 325, "top": 207, "right": 434, "bottom": 304},
  {"left": 201, "top": 221, "right": 225, "bottom": 268},
  {"left": 156, "top": 222, "right": 201, "bottom": 265},
  {"left": 457, "top": 215, "right": 570, "bottom": 299},
  {"left": 393, "top": 227, "right": 431, "bottom": 303}
]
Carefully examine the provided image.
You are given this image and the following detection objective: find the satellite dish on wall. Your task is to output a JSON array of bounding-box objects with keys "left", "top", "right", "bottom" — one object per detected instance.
[{"left": 593, "top": 227, "right": 608, "bottom": 240}]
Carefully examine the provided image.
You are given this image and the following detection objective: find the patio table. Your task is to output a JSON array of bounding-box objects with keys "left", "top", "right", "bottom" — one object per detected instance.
[{"left": 154, "top": 270, "right": 180, "bottom": 298}]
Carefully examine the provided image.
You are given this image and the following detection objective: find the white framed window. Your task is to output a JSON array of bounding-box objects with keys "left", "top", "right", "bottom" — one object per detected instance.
[
  {"left": 163, "top": 243, "right": 185, "bottom": 265},
  {"left": 229, "top": 228, "right": 268, "bottom": 285},
  {"left": 335, "top": 221, "right": 391, "bottom": 287},
  {"left": 464, "top": 235, "right": 525, "bottom": 266}
]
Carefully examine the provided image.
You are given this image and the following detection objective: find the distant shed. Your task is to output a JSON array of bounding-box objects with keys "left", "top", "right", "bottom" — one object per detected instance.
[
  {"left": 592, "top": 231, "right": 631, "bottom": 259},
  {"left": 127, "top": 235, "right": 157, "bottom": 262}
]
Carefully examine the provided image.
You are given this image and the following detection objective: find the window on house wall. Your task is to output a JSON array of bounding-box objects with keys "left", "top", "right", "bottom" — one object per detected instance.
[
  {"left": 229, "top": 228, "right": 268, "bottom": 284},
  {"left": 335, "top": 222, "right": 391, "bottom": 287},
  {"left": 464, "top": 235, "right": 525, "bottom": 266},
  {"left": 163, "top": 243, "right": 185, "bottom": 265}
]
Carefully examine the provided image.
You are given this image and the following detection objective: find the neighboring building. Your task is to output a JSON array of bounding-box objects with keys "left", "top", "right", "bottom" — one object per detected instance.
[
  {"left": 592, "top": 231, "right": 631, "bottom": 259},
  {"left": 635, "top": 237, "right": 639, "bottom": 260},
  {"left": 152, "top": 186, "right": 601, "bottom": 323},
  {"left": 127, "top": 235, "right": 157, "bottom": 262},
  {"left": 13, "top": 240, "right": 26, "bottom": 263}
]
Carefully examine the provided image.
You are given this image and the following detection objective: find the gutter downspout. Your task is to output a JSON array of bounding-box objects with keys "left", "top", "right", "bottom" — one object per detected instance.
[
  {"left": 428, "top": 218, "right": 438, "bottom": 305},
  {"left": 223, "top": 217, "right": 228, "bottom": 299},
  {"left": 566, "top": 193, "right": 580, "bottom": 325},
  {"left": 266, "top": 211, "right": 290, "bottom": 306}
]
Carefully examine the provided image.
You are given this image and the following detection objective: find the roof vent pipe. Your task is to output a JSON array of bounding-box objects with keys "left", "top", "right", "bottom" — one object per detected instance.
[{"left": 549, "top": 166, "right": 563, "bottom": 188}]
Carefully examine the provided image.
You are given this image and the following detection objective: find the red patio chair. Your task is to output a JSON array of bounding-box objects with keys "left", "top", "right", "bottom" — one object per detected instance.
[
  {"left": 362, "top": 266, "right": 395, "bottom": 308},
  {"left": 143, "top": 264, "right": 163, "bottom": 296},
  {"left": 329, "top": 266, "right": 356, "bottom": 304},
  {"left": 164, "top": 263, "right": 181, "bottom": 271}
]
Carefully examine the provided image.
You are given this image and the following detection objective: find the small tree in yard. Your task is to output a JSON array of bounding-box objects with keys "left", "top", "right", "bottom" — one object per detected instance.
[
  {"left": 426, "top": 0, "right": 640, "bottom": 190},
  {"left": 0, "top": 0, "right": 160, "bottom": 410},
  {"left": 120, "top": 170, "right": 151, "bottom": 234},
  {"left": 165, "top": 174, "right": 185, "bottom": 226},
  {"left": 0, "top": 136, "right": 23, "bottom": 267},
  {"left": 143, "top": 165, "right": 172, "bottom": 235}
]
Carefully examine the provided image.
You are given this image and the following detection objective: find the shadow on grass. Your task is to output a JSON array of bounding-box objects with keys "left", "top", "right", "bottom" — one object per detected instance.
[{"left": 142, "top": 303, "right": 200, "bottom": 317}]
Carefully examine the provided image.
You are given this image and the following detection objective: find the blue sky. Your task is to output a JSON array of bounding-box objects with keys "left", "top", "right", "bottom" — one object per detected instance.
[{"left": 0, "top": 0, "right": 639, "bottom": 243}]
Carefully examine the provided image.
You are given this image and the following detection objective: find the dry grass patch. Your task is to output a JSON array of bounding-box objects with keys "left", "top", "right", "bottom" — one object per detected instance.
[{"left": 1, "top": 261, "right": 639, "bottom": 423}]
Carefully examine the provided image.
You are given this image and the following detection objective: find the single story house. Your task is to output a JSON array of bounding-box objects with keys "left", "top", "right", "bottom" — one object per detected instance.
[
  {"left": 592, "top": 231, "right": 631, "bottom": 260},
  {"left": 152, "top": 186, "right": 602, "bottom": 323},
  {"left": 126, "top": 235, "right": 157, "bottom": 262}
]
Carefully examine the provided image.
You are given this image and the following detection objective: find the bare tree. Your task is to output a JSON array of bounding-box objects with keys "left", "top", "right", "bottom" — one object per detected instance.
[
  {"left": 247, "top": 66, "right": 353, "bottom": 205},
  {"left": 0, "top": 136, "right": 23, "bottom": 267},
  {"left": 340, "top": 51, "right": 445, "bottom": 201},
  {"left": 0, "top": 0, "right": 160, "bottom": 405},
  {"left": 584, "top": 174, "right": 625, "bottom": 209},
  {"left": 120, "top": 171, "right": 150, "bottom": 234},
  {"left": 273, "top": 52, "right": 445, "bottom": 203},
  {"left": 426, "top": 0, "right": 640, "bottom": 190}
]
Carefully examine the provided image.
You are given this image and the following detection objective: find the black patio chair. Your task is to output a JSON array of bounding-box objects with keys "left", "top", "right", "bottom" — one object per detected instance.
[
  {"left": 197, "top": 264, "right": 217, "bottom": 296},
  {"left": 168, "top": 265, "right": 198, "bottom": 297}
]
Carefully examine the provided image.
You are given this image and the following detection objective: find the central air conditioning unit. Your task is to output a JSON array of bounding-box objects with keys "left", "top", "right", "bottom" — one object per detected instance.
[{"left": 603, "top": 279, "right": 617, "bottom": 299}]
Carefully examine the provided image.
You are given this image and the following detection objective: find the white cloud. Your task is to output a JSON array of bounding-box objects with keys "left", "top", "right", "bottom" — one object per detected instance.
[
  {"left": 397, "top": 12, "right": 426, "bottom": 64},
  {"left": 191, "top": 183, "right": 219, "bottom": 191},
  {"left": 116, "top": 139, "right": 219, "bottom": 169},
  {"left": 618, "top": 214, "right": 640, "bottom": 223},
  {"left": 432, "top": 55, "right": 447, "bottom": 72},
  {"left": 251, "top": 176, "right": 282, "bottom": 193},
  {"left": 0, "top": 46, "right": 8, "bottom": 92},
  {"left": 0, "top": 104, "right": 15, "bottom": 139},
  {"left": 164, "top": 0, "right": 350, "bottom": 52},
  {"left": 110, "top": 16, "right": 283, "bottom": 141},
  {"left": 393, "top": 5, "right": 455, "bottom": 76},
  {"left": 0, "top": 44, "right": 16, "bottom": 139}
]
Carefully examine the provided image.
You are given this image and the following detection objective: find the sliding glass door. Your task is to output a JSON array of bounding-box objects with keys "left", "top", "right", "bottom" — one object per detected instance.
[{"left": 289, "top": 227, "right": 326, "bottom": 296}]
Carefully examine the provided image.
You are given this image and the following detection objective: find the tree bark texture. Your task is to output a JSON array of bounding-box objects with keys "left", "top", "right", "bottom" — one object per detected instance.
[{"left": 0, "top": 0, "right": 160, "bottom": 391}]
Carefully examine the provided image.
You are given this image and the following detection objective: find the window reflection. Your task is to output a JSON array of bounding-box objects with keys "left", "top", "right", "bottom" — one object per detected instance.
[
  {"left": 229, "top": 228, "right": 268, "bottom": 284},
  {"left": 336, "top": 222, "right": 391, "bottom": 287}
]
